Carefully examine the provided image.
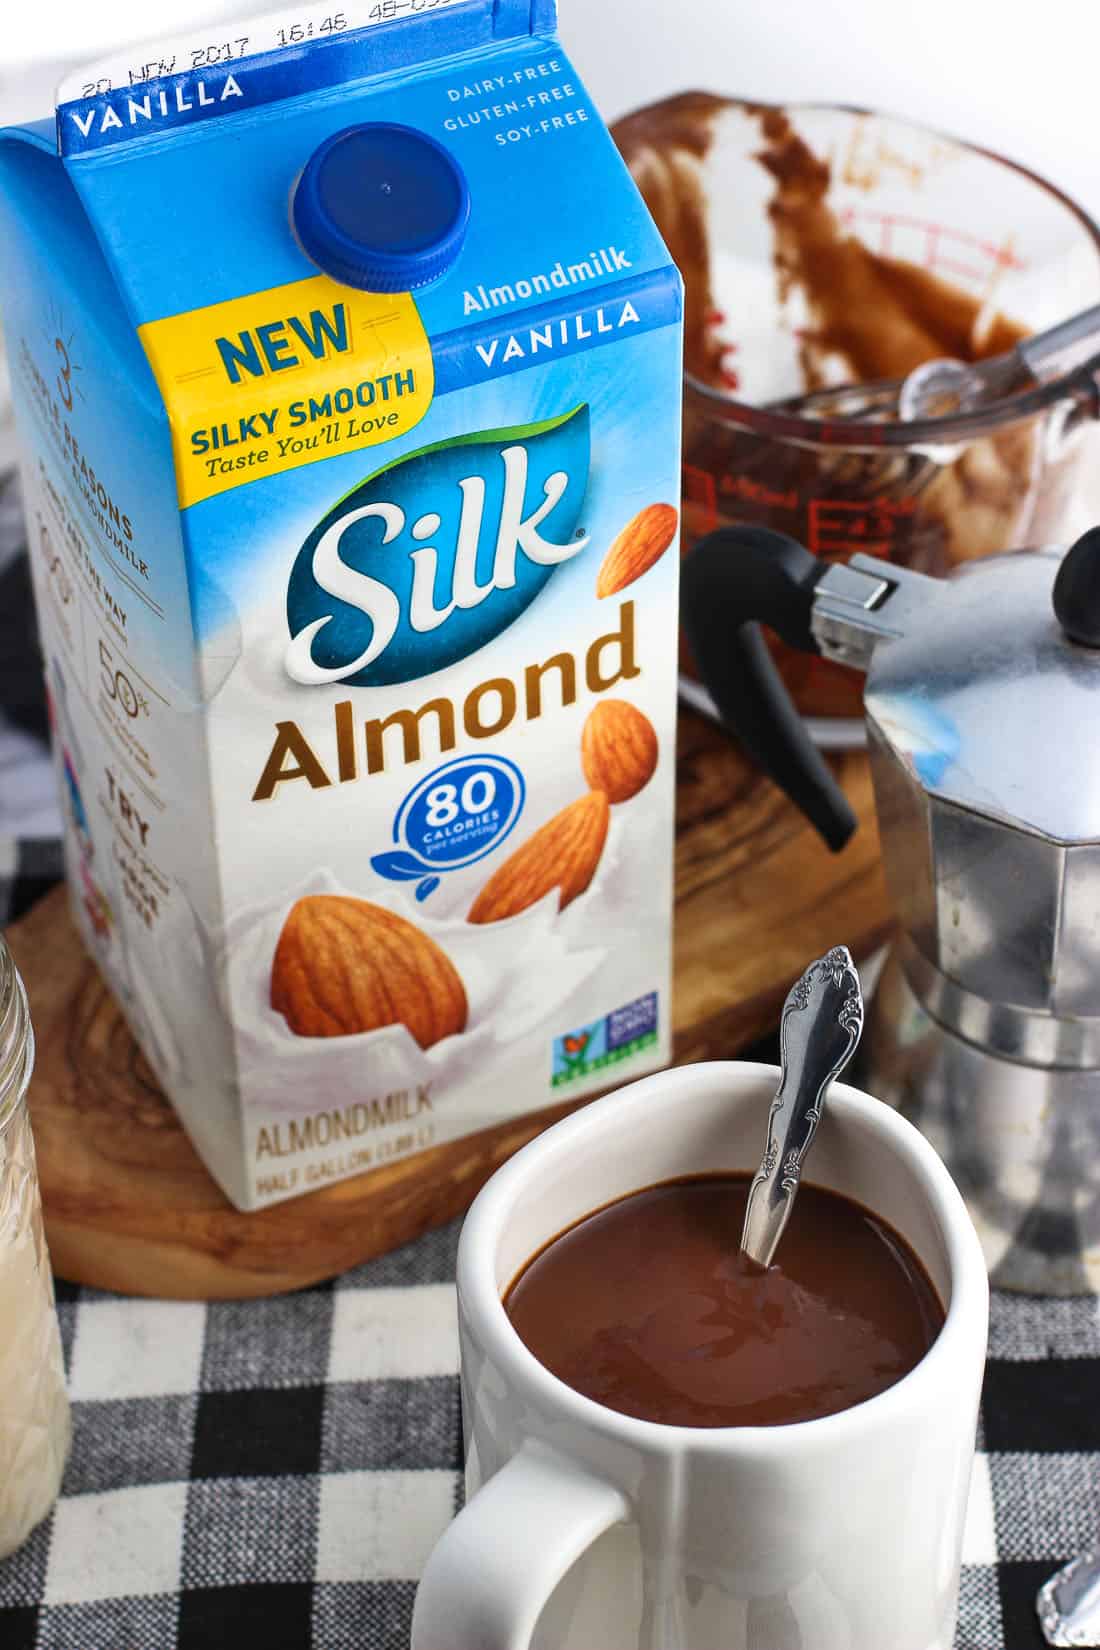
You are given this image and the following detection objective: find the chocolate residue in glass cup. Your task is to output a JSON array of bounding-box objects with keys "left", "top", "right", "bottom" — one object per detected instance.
[
  {"left": 751, "top": 104, "right": 1029, "bottom": 390},
  {"left": 611, "top": 96, "right": 1088, "bottom": 716},
  {"left": 611, "top": 93, "right": 729, "bottom": 388},
  {"left": 747, "top": 103, "right": 1044, "bottom": 573},
  {"left": 612, "top": 95, "right": 1029, "bottom": 398}
]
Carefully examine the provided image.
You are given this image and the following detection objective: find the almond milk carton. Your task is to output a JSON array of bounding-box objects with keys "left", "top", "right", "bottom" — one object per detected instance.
[{"left": 0, "top": 0, "right": 683, "bottom": 1211}]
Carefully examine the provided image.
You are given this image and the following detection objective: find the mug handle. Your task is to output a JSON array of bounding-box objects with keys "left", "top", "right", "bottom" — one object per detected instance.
[{"left": 411, "top": 1442, "right": 630, "bottom": 1649}]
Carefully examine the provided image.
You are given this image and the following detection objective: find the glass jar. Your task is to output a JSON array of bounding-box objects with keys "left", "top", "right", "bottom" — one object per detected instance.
[{"left": 0, "top": 935, "right": 70, "bottom": 1559}]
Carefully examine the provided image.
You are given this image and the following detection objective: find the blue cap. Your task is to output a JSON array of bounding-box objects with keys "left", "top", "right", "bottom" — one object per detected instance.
[{"left": 293, "top": 122, "right": 470, "bottom": 293}]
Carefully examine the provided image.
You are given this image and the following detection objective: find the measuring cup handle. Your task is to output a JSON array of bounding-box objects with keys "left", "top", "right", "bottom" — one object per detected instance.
[{"left": 680, "top": 527, "right": 857, "bottom": 851}]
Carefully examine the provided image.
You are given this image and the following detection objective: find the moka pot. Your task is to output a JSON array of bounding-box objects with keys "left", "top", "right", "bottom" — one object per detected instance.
[{"left": 681, "top": 523, "right": 1100, "bottom": 1292}]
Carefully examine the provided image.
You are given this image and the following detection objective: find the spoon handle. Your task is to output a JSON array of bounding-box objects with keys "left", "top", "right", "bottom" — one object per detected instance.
[
  {"left": 1021, "top": 302, "right": 1100, "bottom": 376},
  {"left": 1037, "top": 1546, "right": 1100, "bottom": 1646},
  {"left": 740, "top": 947, "right": 864, "bottom": 1269}
]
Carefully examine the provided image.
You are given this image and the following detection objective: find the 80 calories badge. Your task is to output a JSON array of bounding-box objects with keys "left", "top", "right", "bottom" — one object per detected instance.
[{"left": 371, "top": 755, "right": 526, "bottom": 902}]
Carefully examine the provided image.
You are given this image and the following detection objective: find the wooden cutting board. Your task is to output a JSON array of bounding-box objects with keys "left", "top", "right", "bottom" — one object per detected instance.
[{"left": 5, "top": 708, "right": 891, "bottom": 1299}]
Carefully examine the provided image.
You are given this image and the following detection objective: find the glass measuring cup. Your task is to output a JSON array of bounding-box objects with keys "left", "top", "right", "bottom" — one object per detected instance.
[{"left": 614, "top": 96, "right": 1100, "bottom": 724}]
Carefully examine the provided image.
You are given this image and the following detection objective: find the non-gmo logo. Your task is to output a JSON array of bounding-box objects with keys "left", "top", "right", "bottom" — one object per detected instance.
[{"left": 284, "top": 405, "right": 590, "bottom": 689}]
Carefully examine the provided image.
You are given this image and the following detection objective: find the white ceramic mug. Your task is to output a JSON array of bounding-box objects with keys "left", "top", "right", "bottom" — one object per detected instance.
[{"left": 411, "top": 1061, "right": 989, "bottom": 1650}]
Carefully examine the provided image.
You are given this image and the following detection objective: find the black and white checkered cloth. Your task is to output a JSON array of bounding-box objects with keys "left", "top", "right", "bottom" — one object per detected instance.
[
  {"left": 1, "top": 472, "right": 1098, "bottom": 1649},
  {"left": 0, "top": 1249, "right": 1092, "bottom": 1650}
]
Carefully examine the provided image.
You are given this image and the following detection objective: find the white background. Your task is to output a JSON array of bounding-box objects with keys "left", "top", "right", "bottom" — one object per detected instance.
[{"left": 1, "top": 0, "right": 1099, "bottom": 222}]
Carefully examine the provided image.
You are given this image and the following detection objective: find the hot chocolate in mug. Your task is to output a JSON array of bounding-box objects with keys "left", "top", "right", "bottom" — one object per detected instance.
[{"left": 411, "top": 1061, "right": 989, "bottom": 1650}]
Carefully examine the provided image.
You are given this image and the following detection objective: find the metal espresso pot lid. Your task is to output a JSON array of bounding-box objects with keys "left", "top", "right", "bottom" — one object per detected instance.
[
  {"left": 850, "top": 539, "right": 1100, "bottom": 842},
  {"left": 680, "top": 524, "right": 1100, "bottom": 1067}
]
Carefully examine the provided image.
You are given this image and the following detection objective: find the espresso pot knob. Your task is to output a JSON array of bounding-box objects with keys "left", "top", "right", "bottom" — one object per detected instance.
[{"left": 1053, "top": 526, "right": 1100, "bottom": 648}]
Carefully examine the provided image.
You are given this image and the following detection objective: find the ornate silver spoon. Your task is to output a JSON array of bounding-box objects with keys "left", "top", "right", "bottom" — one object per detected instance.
[
  {"left": 1038, "top": 1548, "right": 1100, "bottom": 1647},
  {"left": 740, "top": 946, "right": 864, "bottom": 1269}
]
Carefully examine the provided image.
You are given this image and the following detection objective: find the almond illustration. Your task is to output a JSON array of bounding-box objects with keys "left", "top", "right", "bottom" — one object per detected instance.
[
  {"left": 581, "top": 699, "right": 659, "bottom": 803},
  {"left": 596, "top": 502, "right": 678, "bottom": 598},
  {"left": 468, "top": 792, "right": 610, "bottom": 924},
  {"left": 271, "top": 894, "right": 467, "bottom": 1046}
]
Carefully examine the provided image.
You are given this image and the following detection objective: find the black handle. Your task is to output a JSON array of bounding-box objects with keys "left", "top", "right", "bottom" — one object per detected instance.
[{"left": 680, "top": 526, "right": 858, "bottom": 852}]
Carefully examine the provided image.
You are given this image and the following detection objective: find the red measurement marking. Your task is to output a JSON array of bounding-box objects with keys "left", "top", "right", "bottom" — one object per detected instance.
[
  {"left": 924, "top": 222, "right": 941, "bottom": 273},
  {"left": 984, "top": 236, "right": 1025, "bottom": 271},
  {"left": 808, "top": 497, "right": 915, "bottom": 560},
  {"left": 719, "top": 344, "right": 741, "bottom": 391},
  {"left": 847, "top": 210, "right": 1028, "bottom": 273},
  {"left": 930, "top": 258, "right": 988, "bottom": 284},
  {"left": 855, "top": 208, "right": 898, "bottom": 253},
  {"left": 682, "top": 464, "right": 719, "bottom": 533},
  {"left": 707, "top": 308, "right": 727, "bottom": 326}
]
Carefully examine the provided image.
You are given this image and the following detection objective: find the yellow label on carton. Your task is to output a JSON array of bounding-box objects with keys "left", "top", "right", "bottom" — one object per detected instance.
[{"left": 138, "top": 273, "right": 434, "bottom": 507}]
